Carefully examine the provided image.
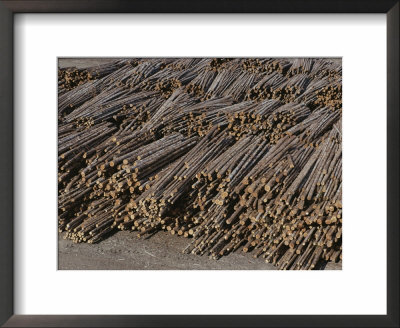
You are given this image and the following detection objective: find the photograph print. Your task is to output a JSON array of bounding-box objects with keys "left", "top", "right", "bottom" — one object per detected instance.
[{"left": 58, "top": 58, "right": 342, "bottom": 270}]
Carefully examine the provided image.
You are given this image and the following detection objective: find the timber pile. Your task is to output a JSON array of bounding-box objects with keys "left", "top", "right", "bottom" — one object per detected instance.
[{"left": 58, "top": 58, "right": 342, "bottom": 270}]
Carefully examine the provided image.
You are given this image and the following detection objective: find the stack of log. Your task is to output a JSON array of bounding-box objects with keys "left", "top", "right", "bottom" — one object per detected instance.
[{"left": 58, "top": 58, "right": 342, "bottom": 270}]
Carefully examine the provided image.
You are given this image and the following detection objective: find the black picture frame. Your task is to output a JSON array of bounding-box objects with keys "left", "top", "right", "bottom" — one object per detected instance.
[{"left": 0, "top": 1, "right": 398, "bottom": 327}]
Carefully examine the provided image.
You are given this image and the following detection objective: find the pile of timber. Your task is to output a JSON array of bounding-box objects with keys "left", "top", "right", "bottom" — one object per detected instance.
[{"left": 58, "top": 58, "right": 342, "bottom": 270}]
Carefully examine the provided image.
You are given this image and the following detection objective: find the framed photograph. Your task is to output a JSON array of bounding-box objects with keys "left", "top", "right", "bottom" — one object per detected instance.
[{"left": 0, "top": 0, "right": 398, "bottom": 327}]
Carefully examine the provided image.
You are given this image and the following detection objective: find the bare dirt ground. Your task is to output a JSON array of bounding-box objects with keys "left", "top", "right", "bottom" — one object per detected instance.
[
  {"left": 59, "top": 58, "right": 119, "bottom": 69},
  {"left": 58, "top": 231, "right": 279, "bottom": 270},
  {"left": 58, "top": 231, "right": 341, "bottom": 270},
  {"left": 58, "top": 58, "right": 342, "bottom": 270}
]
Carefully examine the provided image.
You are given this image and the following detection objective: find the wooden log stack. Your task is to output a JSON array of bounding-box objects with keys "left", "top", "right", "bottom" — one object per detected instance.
[{"left": 58, "top": 57, "right": 342, "bottom": 270}]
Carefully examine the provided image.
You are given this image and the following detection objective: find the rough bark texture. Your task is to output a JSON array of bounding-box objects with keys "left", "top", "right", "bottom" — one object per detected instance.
[{"left": 58, "top": 58, "right": 342, "bottom": 270}]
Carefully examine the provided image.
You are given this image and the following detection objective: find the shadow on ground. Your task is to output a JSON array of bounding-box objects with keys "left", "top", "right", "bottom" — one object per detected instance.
[{"left": 58, "top": 231, "right": 342, "bottom": 270}]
